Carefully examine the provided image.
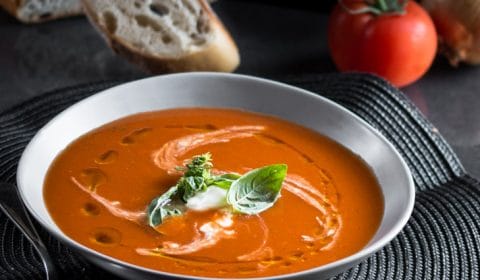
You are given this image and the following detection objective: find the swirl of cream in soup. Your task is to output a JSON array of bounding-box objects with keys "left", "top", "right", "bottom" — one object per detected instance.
[{"left": 71, "top": 125, "right": 342, "bottom": 262}]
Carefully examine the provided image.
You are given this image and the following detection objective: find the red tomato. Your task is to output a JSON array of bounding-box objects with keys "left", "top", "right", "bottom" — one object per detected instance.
[{"left": 328, "top": 0, "right": 437, "bottom": 87}]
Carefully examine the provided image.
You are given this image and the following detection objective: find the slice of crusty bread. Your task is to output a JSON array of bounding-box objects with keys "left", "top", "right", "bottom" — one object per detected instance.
[
  {"left": 82, "top": 0, "right": 240, "bottom": 73},
  {"left": 0, "top": 0, "right": 82, "bottom": 23}
]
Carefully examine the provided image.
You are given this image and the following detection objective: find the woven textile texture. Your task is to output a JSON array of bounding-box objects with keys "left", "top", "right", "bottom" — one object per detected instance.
[{"left": 0, "top": 73, "right": 478, "bottom": 279}]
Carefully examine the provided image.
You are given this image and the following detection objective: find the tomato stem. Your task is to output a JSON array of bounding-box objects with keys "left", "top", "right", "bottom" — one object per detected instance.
[
  {"left": 377, "top": 0, "right": 389, "bottom": 11},
  {"left": 339, "top": 0, "right": 406, "bottom": 16}
]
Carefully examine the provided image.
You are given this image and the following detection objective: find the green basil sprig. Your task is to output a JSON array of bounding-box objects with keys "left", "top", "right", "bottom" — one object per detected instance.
[
  {"left": 147, "top": 186, "right": 183, "bottom": 227},
  {"left": 147, "top": 153, "right": 287, "bottom": 228}
]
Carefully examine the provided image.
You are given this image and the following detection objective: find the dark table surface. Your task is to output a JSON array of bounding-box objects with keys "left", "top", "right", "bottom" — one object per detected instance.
[{"left": 1, "top": 0, "right": 479, "bottom": 179}]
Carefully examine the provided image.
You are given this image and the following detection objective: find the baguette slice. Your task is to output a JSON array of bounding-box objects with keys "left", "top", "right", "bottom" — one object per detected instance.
[
  {"left": 0, "top": 0, "right": 82, "bottom": 23},
  {"left": 82, "top": 0, "right": 239, "bottom": 73}
]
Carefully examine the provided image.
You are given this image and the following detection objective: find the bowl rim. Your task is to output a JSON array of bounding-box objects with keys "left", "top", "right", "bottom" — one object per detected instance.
[{"left": 16, "top": 72, "right": 415, "bottom": 280}]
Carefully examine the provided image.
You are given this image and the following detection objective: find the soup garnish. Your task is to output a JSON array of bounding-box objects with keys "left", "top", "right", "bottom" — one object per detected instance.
[{"left": 147, "top": 153, "right": 287, "bottom": 227}]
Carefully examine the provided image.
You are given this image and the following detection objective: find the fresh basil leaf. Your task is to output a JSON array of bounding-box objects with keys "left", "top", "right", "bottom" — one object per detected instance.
[
  {"left": 147, "top": 186, "right": 184, "bottom": 227},
  {"left": 179, "top": 176, "right": 208, "bottom": 201},
  {"left": 184, "top": 153, "right": 212, "bottom": 177},
  {"left": 176, "top": 153, "right": 215, "bottom": 201},
  {"left": 208, "top": 173, "right": 241, "bottom": 190},
  {"left": 226, "top": 164, "right": 287, "bottom": 215},
  {"left": 174, "top": 166, "right": 185, "bottom": 172},
  {"left": 218, "top": 173, "right": 242, "bottom": 180},
  {"left": 208, "top": 179, "right": 232, "bottom": 190}
]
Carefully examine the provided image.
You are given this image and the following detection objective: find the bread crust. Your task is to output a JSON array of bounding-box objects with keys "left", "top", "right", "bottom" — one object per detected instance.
[
  {"left": 0, "top": 0, "right": 20, "bottom": 18},
  {"left": 0, "top": 0, "right": 82, "bottom": 23},
  {"left": 82, "top": 0, "right": 239, "bottom": 73}
]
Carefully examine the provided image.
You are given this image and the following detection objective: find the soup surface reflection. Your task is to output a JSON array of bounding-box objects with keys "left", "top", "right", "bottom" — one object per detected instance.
[{"left": 44, "top": 108, "right": 383, "bottom": 278}]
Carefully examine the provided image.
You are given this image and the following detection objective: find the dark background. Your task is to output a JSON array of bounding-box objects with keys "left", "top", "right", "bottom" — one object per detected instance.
[{"left": 1, "top": 0, "right": 480, "bottom": 177}]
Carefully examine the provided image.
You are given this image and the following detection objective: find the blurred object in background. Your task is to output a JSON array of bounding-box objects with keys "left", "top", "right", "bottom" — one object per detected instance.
[
  {"left": 0, "top": 0, "right": 81, "bottom": 23},
  {"left": 82, "top": 0, "right": 239, "bottom": 74},
  {"left": 422, "top": 0, "right": 480, "bottom": 66},
  {"left": 328, "top": 0, "right": 437, "bottom": 88}
]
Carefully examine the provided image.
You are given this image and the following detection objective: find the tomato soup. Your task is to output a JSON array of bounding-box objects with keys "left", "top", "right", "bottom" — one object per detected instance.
[{"left": 43, "top": 108, "right": 383, "bottom": 278}]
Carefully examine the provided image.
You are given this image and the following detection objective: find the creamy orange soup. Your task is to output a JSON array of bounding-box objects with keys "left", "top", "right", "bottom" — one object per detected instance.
[{"left": 43, "top": 108, "right": 383, "bottom": 278}]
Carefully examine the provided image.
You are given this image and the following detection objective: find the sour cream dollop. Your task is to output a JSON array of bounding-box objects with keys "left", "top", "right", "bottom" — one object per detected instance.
[{"left": 186, "top": 186, "right": 228, "bottom": 211}]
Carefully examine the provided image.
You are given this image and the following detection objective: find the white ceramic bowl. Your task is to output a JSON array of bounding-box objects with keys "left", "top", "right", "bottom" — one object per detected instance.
[{"left": 16, "top": 73, "right": 414, "bottom": 280}]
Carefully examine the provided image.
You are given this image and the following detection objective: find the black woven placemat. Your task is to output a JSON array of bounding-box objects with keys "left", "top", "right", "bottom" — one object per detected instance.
[{"left": 0, "top": 73, "right": 479, "bottom": 279}]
